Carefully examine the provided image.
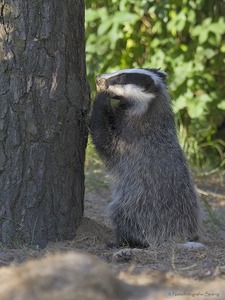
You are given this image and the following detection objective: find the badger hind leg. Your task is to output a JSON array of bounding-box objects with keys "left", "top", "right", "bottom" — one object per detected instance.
[
  {"left": 114, "top": 229, "right": 149, "bottom": 249},
  {"left": 109, "top": 205, "right": 149, "bottom": 248}
]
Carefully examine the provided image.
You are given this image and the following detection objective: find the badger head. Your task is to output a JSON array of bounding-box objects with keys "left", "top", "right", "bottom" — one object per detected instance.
[{"left": 95, "top": 68, "right": 167, "bottom": 115}]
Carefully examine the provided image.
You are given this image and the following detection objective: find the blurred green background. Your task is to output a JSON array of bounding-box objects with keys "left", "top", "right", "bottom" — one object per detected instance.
[{"left": 85, "top": 0, "right": 225, "bottom": 174}]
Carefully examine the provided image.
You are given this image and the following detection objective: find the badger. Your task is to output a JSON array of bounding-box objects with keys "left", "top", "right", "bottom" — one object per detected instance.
[{"left": 90, "top": 68, "right": 201, "bottom": 248}]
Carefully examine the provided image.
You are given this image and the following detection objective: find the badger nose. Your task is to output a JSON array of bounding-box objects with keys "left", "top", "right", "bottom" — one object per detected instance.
[
  {"left": 95, "top": 75, "right": 107, "bottom": 92},
  {"left": 96, "top": 75, "right": 102, "bottom": 84}
]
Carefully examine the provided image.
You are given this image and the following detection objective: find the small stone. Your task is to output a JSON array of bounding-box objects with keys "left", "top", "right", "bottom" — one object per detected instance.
[{"left": 178, "top": 242, "right": 205, "bottom": 250}]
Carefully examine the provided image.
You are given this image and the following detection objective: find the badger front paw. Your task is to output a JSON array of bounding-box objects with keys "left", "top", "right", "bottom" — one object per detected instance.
[{"left": 94, "top": 92, "right": 110, "bottom": 107}]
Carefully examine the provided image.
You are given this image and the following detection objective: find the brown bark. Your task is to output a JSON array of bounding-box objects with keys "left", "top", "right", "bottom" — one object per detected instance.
[{"left": 0, "top": 0, "right": 89, "bottom": 247}]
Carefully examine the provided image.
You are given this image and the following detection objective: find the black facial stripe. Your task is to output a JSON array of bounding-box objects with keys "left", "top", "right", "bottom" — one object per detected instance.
[{"left": 106, "top": 73, "right": 155, "bottom": 90}]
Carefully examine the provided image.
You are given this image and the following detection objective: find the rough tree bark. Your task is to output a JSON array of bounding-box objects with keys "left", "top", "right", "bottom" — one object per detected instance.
[{"left": 0, "top": 0, "right": 89, "bottom": 247}]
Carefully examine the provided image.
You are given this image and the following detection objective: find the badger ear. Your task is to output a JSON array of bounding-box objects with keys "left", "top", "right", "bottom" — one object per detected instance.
[
  {"left": 156, "top": 69, "right": 167, "bottom": 82},
  {"left": 143, "top": 68, "right": 167, "bottom": 83}
]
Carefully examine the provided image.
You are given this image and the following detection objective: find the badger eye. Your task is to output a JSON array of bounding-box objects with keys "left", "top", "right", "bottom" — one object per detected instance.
[
  {"left": 115, "top": 74, "right": 125, "bottom": 84},
  {"left": 110, "top": 75, "right": 123, "bottom": 85},
  {"left": 144, "top": 83, "right": 152, "bottom": 91}
]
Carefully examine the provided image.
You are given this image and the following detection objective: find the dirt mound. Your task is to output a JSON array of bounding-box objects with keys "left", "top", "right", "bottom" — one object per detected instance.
[
  {"left": 0, "top": 250, "right": 224, "bottom": 300},
  {"left": 0, "top": 252, "right": 126, "bottom": 300},
  {"left": 75, "top": 217, "right": 113, "bottom": 246}
]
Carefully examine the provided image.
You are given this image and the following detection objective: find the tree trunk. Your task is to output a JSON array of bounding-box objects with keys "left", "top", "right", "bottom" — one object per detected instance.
[{"left": 0, "top": 0, "right": 89, "bottom": 247}]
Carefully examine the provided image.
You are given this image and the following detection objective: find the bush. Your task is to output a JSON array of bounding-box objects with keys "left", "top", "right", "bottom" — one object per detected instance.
[{"left": 86, "top": 0, "right": 225, "bottom": 169}]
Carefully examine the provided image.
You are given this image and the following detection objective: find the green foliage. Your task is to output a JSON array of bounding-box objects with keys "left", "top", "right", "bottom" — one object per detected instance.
[
  {"left": 86, "top": 0, "right": 225, "bottom": 168},
  {"left": 85, "top": 139, "right": 109, "bottom": 189}
]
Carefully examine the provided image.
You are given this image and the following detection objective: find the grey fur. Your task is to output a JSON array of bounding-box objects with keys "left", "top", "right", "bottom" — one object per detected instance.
[{"left": 90, "top": 68, "right": 201, "bottom": 247}]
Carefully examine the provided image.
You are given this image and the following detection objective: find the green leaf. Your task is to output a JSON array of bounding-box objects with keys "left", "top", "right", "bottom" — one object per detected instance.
[
  {"left": 187, "top": 99, "right": 205, "bottom": 118},
  {"left": 199, "top": 30, "right": 208, "bottom": 44},
  {"left": 112, "top": 12, "right": 139, "bottom": 24},
  {"left": 97, "top": 20, "right": 112, "bottom": 35},
  {"left": 187, "top": 93, "right": 212, "bottom": 118},
  {"left": 217, "top": 100, "right": 225, "bottom": 110},
  {"left": 202, "top": 48, "right": 215, "bottom": 59},
  {"left": 173, "top": 95, "right": 187, "bottom": 113},
  {"left": 209, "top": 22, "right": 225, "bottom": 35}
]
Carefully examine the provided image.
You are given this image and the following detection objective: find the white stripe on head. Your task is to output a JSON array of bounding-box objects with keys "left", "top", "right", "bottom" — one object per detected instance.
[
  {"left": 99, "top": 68, "right": 166, "bottom": 85},
  {"left": 108, "top": 84, "right": 155, "bottom": 116}
]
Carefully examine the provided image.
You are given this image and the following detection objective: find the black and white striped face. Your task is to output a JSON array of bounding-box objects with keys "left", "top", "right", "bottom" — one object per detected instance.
[{"left": 95, "top": 68, "right": 167, "bottom": 115}]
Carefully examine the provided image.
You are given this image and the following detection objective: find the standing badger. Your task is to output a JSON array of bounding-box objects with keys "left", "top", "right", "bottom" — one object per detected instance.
[{"left": 90, "top": 68, "right": 201, "bottom": 247}]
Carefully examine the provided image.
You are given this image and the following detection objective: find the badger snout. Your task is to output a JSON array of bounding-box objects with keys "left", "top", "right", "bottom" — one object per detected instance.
[
  {"left": 96, "top": 75, "right": 107, "bottom": 92},
  {"left": 95, "top": 75, "right": 102, "bottom": 84}
]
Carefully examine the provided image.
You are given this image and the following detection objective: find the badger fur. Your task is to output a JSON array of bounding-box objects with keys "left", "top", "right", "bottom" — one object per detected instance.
[{"left": 90, "top": 68, "right": 201, "bottom": 247}]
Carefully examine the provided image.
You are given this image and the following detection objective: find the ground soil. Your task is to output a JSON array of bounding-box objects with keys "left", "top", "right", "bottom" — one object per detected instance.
[{"left": 0, "top": 171, "right": 225, "bottom": 299}]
